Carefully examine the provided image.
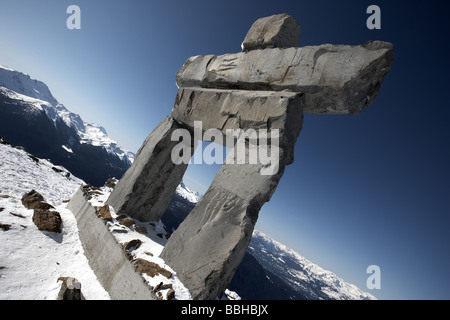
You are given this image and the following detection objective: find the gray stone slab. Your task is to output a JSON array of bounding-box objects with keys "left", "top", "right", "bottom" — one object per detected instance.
[
  {"left": 107, "top": 116, "right": 193, "bottom": 222},
  {"left": 176, "top": 41, "right": 394, "bottom": 115}
]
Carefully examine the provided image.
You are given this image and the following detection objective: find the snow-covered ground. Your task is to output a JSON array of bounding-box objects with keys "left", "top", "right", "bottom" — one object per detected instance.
[
  {"left": 0, "top": 142, "right": 109, "bottom": 299},
  {"left": 0, "top": 141, "right": 237, "bottom": 300}
]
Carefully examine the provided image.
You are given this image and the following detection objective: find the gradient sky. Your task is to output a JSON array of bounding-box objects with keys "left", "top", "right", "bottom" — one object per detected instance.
[{"left": 1, "top": 0, "right": 449, "bottom": 300}]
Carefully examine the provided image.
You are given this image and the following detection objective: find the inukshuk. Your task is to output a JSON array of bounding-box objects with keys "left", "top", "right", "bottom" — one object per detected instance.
[{"left": 107, "top": 13, "right": 394, "bottom": 299}]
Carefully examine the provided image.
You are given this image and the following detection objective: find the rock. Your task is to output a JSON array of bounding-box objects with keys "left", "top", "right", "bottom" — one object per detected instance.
[
  {"left": 107, "top": 116, "right": 194, "bottom": 222},
  {"left": 0, "top": 222, "right": 11, "bottom": 231},
  {"left": 172, "top": 87, "right": 303, "bottom": 164},
  {"left": 9, "top": 212, "right": 26, "bottom": 219},
  {"left": 175, "top": 42, "right": 394, "bottom": 115},
  {"left": 134, "top": 225, "right": 147, "bottom": 234},
  {"left": 153, "top": 282, "right": 163, "bottom": 292},
  {"left": 241, "top": 13, "right": 300, "bottom": 51},
  {"left": 123, "top": 239, "right": 143, "bottom": 260},
  {"left": 135, "top": 258, "right": 172, "bottom": 279},
  {"left": 96, "top": 204, "right": 113, "bottom": 222},
  {"left": 119, "top": 217, "right": 135, "bottom": 227},
  {"left": 104, "top": 177, "right": 118, "bottom": 189},
  {"left": 161, "top": 283, "right": 173, "bottom": 290},
  {"left": 32, "top": 209, "right": 62, "bottom": 233},
  {"left": 27, "top": 154, "right": 39, "bottom": 163},
  {"left": 52, "top": 166, "right": 63, "bottom": 173},
  {"left": 166, "top": 289, "right": 176, "bottom": 300},
  {"left": 30, "top": 202, "right": 54, "bottom": 210},
  {"left": 21, "top": 190, "right": 45, "bottom": 209},
  {"left": 57, "top": 277, "right": 82, "bottom": 300},
  {"left": 160, "top": 149, "right": 288, "bottom": 300}
]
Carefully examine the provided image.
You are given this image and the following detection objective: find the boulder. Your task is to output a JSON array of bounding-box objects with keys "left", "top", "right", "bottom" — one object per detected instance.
[
  {"left": 57, "top": 277, "right": 82, "bottom": 300},
  {"left": 123, "top": 239, "right": 142, "bottom": 260},
  {"left": 96, "top": 204, "right": 113, "bottom": 222},
  {"left": 32, "top": 209, "right": 62, "bottom": 233},
  {"left": 166, "top": 289, "right": 176, "bottom": 300},
  {"left": 241, "top": 13, "right": 300, "bottom": 51},
  {"left": 21, "top": 190, "right": 45, "bottom": 209}
]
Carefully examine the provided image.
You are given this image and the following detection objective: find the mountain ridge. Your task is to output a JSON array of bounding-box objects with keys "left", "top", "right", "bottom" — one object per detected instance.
[{"left": 0, "top": 64, "right": 135, "bottom": 186}]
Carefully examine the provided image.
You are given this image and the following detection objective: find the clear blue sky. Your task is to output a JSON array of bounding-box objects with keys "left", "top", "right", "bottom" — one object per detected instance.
[{"left": 1, "top": 0, "right": 449, "bottom": 300}]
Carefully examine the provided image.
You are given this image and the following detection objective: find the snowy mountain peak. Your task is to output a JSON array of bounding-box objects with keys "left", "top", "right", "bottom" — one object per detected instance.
[
  {"left": 249, "top": 230, "right": 377, "bottom": 300},
  {"left": 0, "top": 64, "right": 134, "bottom": 165},
  {"left": 176, "top": 181, "right": 202, "bottom": 203}
]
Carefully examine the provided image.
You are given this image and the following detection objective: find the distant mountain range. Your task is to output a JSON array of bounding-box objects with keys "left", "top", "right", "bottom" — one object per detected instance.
[{"left": 0, "top": 64, "right": 134, "bottom": 186}]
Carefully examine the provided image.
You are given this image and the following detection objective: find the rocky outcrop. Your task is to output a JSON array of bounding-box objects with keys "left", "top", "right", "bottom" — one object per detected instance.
[
  {"left": 57, "top": 277, "right": 82, "bottom": 300},
  {"left": 241, "top": 13, "right": 300, "bottom": 51}
]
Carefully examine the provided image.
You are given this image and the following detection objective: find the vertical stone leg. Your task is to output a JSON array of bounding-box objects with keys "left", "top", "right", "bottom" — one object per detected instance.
[
  {"left": 107, "top": 116, "right": 193, "bottom": 222},
  {"left": 160, "top": 149, "right": 287, "bottom": 300}
]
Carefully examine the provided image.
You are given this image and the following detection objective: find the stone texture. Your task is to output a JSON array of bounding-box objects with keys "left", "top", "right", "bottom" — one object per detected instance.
[
  {"left": 67, "top": 188, "right": 156, "bottom": 300},
  {"left": 135, "top": 258, "right": 172, "bottom": 279},
  {"left": 241, "top": 13, "right": 300, "bottom": 51},
  {"left": 57, "top": 277, "right": 82, "bottom": 300},
  {"left": 96, "top": 204, "right": 113, "bottom": 222},
  {"left": 107, "top": 116, "right": 194, "bottom": 222},
  {"left": 172, "top": 87, "right": 303, "bottom": 164},
  {"left": 21, "top": 190, "right": 45, "bottom": 209},
  {"left": 32, "top": 209, "right": 62, "bottom": 233},
  {"left": 160, "top": 148, "right": 288, "bottom": 299},
  {"left": 68, "top": 14, "right": 393, "bottom": 301},
  {"left": 176, "top": 41, "right": 393, "bottom": 115}
]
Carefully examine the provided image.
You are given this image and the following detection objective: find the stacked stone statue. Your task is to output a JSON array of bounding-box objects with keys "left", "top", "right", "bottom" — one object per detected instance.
[{"left": 106, "top": 14, "right": 394, "bottom": 299}]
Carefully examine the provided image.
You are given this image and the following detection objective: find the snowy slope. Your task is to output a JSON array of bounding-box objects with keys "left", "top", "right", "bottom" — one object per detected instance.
[
  {"left": 0, "top": 138, "right": 374, "bottom": 300},
  {"left": 0, "top": 141, "right": 236, "bottom": 300},
  {"left": 0, "top": 142, "right": 110, "bottom": 299},
  {"left": 249, "top": 230, "right": 377, "bottom": 300},
  {"left": 0, "top": 64, "right": 134, "bottom": 164}
]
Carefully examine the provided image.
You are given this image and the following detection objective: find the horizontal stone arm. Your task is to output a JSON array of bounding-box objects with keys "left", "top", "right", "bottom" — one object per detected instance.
[{"left": 176, "top": 41, "right": 393, "bottom": 115}]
